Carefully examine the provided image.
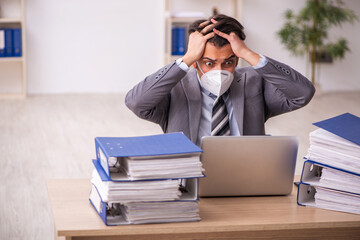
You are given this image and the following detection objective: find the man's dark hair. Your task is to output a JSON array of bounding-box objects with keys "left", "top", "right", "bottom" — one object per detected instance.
[{"left": 188, "top": 14, "right": 246, "bottom": 47}]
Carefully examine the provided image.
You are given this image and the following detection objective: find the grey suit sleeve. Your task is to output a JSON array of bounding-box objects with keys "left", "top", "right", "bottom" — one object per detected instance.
[
  {"left": 125, "top": 61, "right": 188, "bottom": 129},
  {"left": 254, "top": 57, "right": 316, "bottom": 119}
]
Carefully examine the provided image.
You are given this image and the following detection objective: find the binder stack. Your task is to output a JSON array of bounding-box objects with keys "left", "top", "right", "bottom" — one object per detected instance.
[
  {"left": 297, "top": 113, "right": 360, "bottom": 214},
  {"left": 88, "top": 132, "right": 205, "bottom": 225}
]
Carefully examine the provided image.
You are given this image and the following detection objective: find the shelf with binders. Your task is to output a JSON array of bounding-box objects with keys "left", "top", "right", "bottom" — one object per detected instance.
[
  {"left": 0, "top": 21, "right": 23, "bottom": 58},
  {"left": 164, "top": 0, "right": 242, "bottom": 65},
  {"left": 0, "top": 0, "right": 26, "bottom": 97},
  {"left": 166, "top": 17, "right": 203, "bottom": 64},
  {"left": 0, "top": 23, "right": 25, "bottom": 96}
]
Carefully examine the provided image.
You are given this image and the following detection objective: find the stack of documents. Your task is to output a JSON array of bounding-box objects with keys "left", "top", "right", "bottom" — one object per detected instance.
[
  {"left": 91, "top": 169, "right": 182, "bottom": 203},
  {"left": 123, "top": 155, "right": 203, "bottom": 180},
  {"left": 297, "top": 113, "right": 360, "bottom": 215},
  {"left": 95, "top": 133, "right": 204, "bottom": 181},
  {"left": 116, "top": 201, "right": 200, "bottom": 225},
  {"left": 307, "top": 128, "right": 360, "bottom": 173},
  {"left": 89, "top": 132, "right": 204, "bottom": 225}
]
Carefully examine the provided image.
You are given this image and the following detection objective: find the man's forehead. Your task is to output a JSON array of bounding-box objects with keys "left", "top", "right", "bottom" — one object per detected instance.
[
  {"left": 202, "top": 43, "right": 235, "bottom": 61},
  {"left": 201, "top": 55, "right": 236, "bottom": 61}
]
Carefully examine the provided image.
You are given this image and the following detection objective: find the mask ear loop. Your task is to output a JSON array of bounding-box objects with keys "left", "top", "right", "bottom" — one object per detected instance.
[{"left": 196, "top": 61, "right": 206, "bottom": 76}]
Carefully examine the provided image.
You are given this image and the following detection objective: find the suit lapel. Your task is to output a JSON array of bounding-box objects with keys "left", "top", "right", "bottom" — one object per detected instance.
[
  {"left": 230, "top": 71, "right": 246, "bottom": 135},
  {"left": 181, "top": 69, "right": 202, "bottom": 142}
]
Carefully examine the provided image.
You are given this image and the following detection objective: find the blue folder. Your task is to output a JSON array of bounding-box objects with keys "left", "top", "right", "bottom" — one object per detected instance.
[
  {"left": 89, "top": 184, "right": 201, "bottom": 226},
  {"left": 313, "top": 113, "right": 360, "bottom": 146},
  {"left": 92, "top": 158, "right": 203, "bottom": 183},
  {"left": 4, "top": 29, "right": 13, "bottom": 57},
  {"left": 12, "top": 28, "right": 22, "bottom": 57},
  {"left": 95, "top": 132, "right": 202, "bottom": 178},
  {"left": 297, "top": 182, "right": 360, "bottom": 211},
  {"left": 171, "top": 27, "right": 186, "bottom": 56},
  {"left": 300, "top": 160, "right": 360, "bottom": 193},
  {"left": 176, "top": 27, "right": 186, "bottom": 55}
]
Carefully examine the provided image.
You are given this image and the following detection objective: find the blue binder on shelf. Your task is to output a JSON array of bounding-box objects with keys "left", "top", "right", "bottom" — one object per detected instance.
[
  {"left": 176, "top": 27, "right": 186, "bottom": 55},
  {"left": 171, "top": 27, "right": 186, "bottom": 56},
  {"left": 12, "top": 28, "right": 22, "bottom": 57},
  {"left": 171, "top": 27, "right": 178, "bottom": 55},
  {"left": 4, "top": 29, "right": 13, "bottom": 57},
  {"left": 313, "top": 112, "right": 360, "bottom": 146},
  {"left": 0, "top": 29, "right": 5, "bottom": 57},
  {"left": 95, "top": 132, "right": 203, "bottom": 180}
]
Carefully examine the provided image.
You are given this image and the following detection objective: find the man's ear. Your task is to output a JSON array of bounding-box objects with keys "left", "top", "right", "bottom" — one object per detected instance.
[{"left": 192, "top": 62, "right": 197, "bottom": 69}]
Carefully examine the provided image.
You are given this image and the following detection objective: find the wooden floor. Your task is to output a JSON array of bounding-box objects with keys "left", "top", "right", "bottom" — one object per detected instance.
[{"left": 0, "top": 91, "right": 359, "bottom": 239}]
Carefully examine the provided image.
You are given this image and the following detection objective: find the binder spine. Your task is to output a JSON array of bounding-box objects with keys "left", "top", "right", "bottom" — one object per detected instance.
[
  {"left": 12, "top": 28, "right": 22, "bottom": 57},
  {"left": 297, "top": 183, "right": 315, "bottom": 206},
  {"left": 176, "top": 27, "right": 186, "bottom": 55},
  {"left": 95, "top": 138, "right": 111, "bottom": 177},
  {"left": 89, "top": 185, "right": 108, "bottom": 225},
  {"left": 4, "top": 29, "right": 13, "bottom": 57}
]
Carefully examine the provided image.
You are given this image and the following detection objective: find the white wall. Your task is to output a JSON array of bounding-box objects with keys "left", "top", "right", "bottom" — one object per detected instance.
[
  {"left": 242, "top": 0, "right": 360, "bottom": 92},
  {"left": 25, "top": 0, "right": 360, "bottom": 94},
  {"left": 26, "top": 0, "right": 164, "bottom": 94}
]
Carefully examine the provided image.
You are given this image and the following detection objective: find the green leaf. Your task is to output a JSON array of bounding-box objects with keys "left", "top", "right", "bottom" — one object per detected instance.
[{"left": 325, "top": 38, "right": 350, "bottom": 59}]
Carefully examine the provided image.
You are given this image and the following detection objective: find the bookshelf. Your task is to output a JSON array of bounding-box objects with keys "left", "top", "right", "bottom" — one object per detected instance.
[
  {"left": 0, "top": 0, "right": 26, "bottom": 97},
  {"left": 164, "top": 0, "right": 242, "bottom": 64}
]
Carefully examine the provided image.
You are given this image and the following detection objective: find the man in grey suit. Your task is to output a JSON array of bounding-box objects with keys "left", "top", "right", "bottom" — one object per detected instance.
[{"left": 126, "top": 14, "right": 315, "bottom": 146}]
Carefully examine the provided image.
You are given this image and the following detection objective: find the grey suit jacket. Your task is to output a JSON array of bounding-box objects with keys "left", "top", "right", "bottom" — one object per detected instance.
[{"left": 125, "top": 57, "right": 315, "bottom": 143}]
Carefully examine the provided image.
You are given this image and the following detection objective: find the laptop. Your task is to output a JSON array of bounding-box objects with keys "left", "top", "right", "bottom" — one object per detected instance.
[{"left": 199, "top": 136, "right": 298, "bottom": 197}]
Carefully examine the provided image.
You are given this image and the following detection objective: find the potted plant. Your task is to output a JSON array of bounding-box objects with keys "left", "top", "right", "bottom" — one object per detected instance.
[{"left": 277, "top": 0, "right": 358, "bottom": 86}]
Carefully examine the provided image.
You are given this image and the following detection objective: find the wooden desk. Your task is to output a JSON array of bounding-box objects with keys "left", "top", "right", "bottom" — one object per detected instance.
[{"left": 47, "top": 179, "right": 360, "bottom": 240}]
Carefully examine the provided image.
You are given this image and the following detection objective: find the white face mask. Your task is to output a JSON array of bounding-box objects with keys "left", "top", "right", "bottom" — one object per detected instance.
[{"left": 197, "top": 63, "right": 234, "bottom": 97}]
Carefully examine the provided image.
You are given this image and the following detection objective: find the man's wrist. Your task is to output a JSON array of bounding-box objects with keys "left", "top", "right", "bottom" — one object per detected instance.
[
  {"left": 253, "top": 54, "right": 268, "bottom": 69},
  {"left": 182, "top": 54, "right": 195, "bottom": 67},
  {"left": 176, "top": 58, "right": 190, "bottom": 72}
]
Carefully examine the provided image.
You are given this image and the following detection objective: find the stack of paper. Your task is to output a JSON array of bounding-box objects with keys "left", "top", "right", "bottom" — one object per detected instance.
[
  {"left": 307, "top": 128, "right": 360, "bottom": 173},
  {"left": 119, "top": 201, "right": 200, "bottom": 224},
  {"left": 89, "top": 132, "right": 204, "bottom": 225},
  {"left": 314, "top": 186, "right": 360, "bottom": 215},
  {"left": 95, "top": 134, "right": 204, "bottom": 181},
  {"left": 319, "top": 167, "right": 360, "bottom": 194},
  {"left": 298, "top": 113, "right": 360, "bottom": 215},
  {"left": 123, "top": 155, "right": 203, "bottom": 180},
  {"left": 91, "top": 169, "right": 182, "bottom": 203}
]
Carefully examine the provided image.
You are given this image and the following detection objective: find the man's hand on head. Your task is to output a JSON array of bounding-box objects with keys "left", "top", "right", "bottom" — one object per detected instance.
[
  {"left": 182, "top": 21, "right": 215, "bottom": 67},
  {"left": 211, "top": 18, "right": 261, "bottom": 66}
]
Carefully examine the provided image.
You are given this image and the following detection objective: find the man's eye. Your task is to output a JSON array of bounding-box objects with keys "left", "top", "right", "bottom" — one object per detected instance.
[
  {"left": 205, "top": 62, "right": 213, "bottom": 67},
  {"left": 225, "top": 61, "right": 233, "bottom": 65}
]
